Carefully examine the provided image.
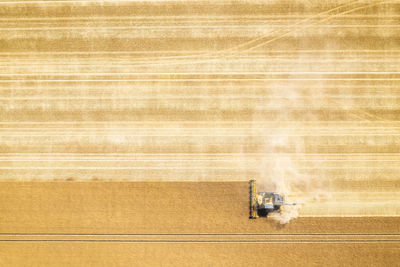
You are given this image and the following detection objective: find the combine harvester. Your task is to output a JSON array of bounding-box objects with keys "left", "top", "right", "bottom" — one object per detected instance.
[{"left": 249, "top": 179, "right": 296, "bottom": 219}]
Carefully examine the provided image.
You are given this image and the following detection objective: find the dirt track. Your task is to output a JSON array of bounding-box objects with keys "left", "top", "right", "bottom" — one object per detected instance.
[{"left": 0, "top": 0, "right": 400, "bottom": 265}]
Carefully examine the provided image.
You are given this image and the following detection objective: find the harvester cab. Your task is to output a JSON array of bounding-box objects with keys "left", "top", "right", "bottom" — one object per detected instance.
[{"left": 249, "top": 179, "right": 296, "bottom": 219}]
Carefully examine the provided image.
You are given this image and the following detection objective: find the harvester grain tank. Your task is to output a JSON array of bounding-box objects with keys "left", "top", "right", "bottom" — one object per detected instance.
[{"left": 249, "top": 179, "right": 296, "bottom": 219}]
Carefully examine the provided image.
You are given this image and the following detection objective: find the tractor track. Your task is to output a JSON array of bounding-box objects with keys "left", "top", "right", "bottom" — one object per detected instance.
[{"left": 1, "top": 233, "right": 400, "bottom": 243}]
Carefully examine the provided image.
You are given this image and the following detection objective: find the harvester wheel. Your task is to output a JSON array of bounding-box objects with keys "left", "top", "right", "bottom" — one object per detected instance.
[{"left": 257, "top": 209, "right": 268, "bottom": 217}]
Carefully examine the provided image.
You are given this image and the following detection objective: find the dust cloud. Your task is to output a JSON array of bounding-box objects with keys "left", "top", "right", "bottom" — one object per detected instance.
[
  {"left": 259, "top": 153, "right": 306, "bottom": 224},
  {"left": 269, "top": 205, "right": 301, "bottom": 225},
  {"left": 256, "top": 84, "right": 332, "bottom": 224}
]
